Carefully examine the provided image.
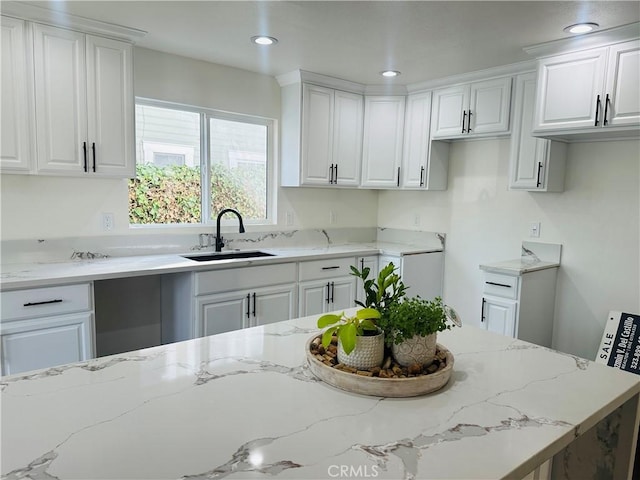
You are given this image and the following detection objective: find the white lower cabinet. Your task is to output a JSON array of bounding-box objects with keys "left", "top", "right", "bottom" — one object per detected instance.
[
  {"left": 0, "top": 283, "right": 95, "bottom": 375},
  {"left": 480, "top": 268, "right": 558, "bottom": 347},
  {"left": 197, "top": 284, "right": 296, "bottom": 336},
  {"left": 162, "top": 263, "right": 298, "bottom": 342},
  {"left": 355, "top": 255, "right": 379, "bottom": 305},
  {"left": 298, "top": 257, "right": 357, "bottom": 316}
]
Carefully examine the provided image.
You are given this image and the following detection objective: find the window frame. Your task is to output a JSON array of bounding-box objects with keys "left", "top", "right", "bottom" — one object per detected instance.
[{"left": 133, "top": 97, "right": 277, "bottom": 228}]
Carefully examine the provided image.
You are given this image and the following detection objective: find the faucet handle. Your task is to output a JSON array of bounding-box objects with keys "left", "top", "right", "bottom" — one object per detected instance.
[{"left": 216, "top": 236, "right": 225, "bottom": 251}]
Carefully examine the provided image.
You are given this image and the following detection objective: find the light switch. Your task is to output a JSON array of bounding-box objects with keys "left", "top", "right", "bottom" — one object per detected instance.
[{"left": 529, "top": 222, "right": 541, "bottom": 238}]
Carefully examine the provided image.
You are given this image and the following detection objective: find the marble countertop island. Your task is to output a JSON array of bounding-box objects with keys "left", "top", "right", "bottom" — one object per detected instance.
[{"left": 2, "top": 313, "right": 639, "bottom": 480}]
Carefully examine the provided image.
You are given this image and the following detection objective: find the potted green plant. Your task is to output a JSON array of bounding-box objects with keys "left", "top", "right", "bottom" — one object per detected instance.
[
  {"left": 378, "top": 296, "right": 455, "bottom": 367},
  {"left": 317, "top": 308, "right": 383, "bottom": 369},
  {"left": 350, "top": 262, "right": 407, "bottom": 319}
]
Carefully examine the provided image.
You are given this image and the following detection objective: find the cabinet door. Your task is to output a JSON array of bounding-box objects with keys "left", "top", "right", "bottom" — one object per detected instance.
[
  {"left": 402, "top": 92, "right": 432, "bottom": 188},
  {"left": 1, "top": 16, "right": 33, "bottom": 173},
  {"left": 197, "top": 292, "right": 248, "bottom": 337},
  {"left": 482, "top": 296, "right": 517, "bottom": 338},
  {"left": 86, "top": 35, "right": 134, "bottom": 177},
  {"left": 0, "top": 312, "right": 94, "bottom": 376},
  {"left": 332, "top": 89, "right": 363, "bottom": 186},
  {"left": 33, "top": 24, "right": 88, "bottom": 174},
  {"left": 361, "top": 96, "right": 405, "bottom": 188},
  {"left": 431, "top": 85, "right": 469, "bottom": 138},
  {"left": 509, "top": 72, "right": 566, "bottom": 192},
  {"left": 330, "top": 278, "right": 356, "bottom": 311},
  {"left": 301, "top": 84, "right": 333, "bottom": 185},
  {"left": 469, "top": 77, "right": 511, "bottom": 135},
  {"left": 299, "top": 280, "right": 330, "bottom": 317},
  {"left": 252, "top": 284, "right": 296, "bottom": 327},
  {"left": 604, "top": 40, "right": 640, "bottom": 127},
  {"left": 534, "top": 48, "right": 607, "bottom": 131}
]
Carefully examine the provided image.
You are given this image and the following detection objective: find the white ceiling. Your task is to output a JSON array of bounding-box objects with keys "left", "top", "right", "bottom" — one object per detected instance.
[{"left": 25, "top": 1, "right": 640, "bottom": 85}]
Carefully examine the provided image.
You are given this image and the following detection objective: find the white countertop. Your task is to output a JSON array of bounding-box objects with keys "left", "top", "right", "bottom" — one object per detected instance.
[
  {"left": 2, "top": 312, "right": 638, "bottom": 480},
  {"left": 479, "top": 258, "right": 560, "bottom": 275},
  {"left": 0, "top": 242, "right": 441, "bottom": 290}
]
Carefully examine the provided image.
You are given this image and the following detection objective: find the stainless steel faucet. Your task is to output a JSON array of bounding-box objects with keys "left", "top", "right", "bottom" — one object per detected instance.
[{"left": 215, "top": 208, "right": 245, "bottom": 252}]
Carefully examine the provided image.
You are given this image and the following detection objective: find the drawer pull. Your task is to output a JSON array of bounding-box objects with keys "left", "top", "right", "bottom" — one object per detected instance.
[
  {"left": 23, "top": 299, "right": 63, "bottom": 307},
  {"left": 321, "top": 266, "right": 340, "bottom": 270},
  {"left": 485, "top": 281, "right": 512, "bottom": 288}
]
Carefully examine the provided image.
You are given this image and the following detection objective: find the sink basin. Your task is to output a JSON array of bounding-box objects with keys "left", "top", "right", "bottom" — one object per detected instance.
[{"left": 182, "top": 251, "right": 275, "bottom": 262}]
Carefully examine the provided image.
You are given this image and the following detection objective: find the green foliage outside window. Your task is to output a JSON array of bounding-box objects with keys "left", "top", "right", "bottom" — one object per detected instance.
[{"left": 128, "top": 163, "right": 265, "bottom": 224}]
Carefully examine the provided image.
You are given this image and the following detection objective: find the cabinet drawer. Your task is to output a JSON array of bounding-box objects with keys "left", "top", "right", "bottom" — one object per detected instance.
[
  {"left": 482, "top": 273, "right": 519, "bottom": 299},
  {"left": 195, "top": 263, "right": 297, "bottom": 296},
  {"left": 298, "top": 257, "right": 355, "bottom": 281},
  {"left": 1, "top": 283, "right": 93, "bottom": 322}
]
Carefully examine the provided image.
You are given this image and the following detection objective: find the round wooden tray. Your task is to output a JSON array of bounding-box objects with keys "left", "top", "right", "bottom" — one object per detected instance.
[{"left": 305, "top": 336, "right": 454, "bottom": 397}]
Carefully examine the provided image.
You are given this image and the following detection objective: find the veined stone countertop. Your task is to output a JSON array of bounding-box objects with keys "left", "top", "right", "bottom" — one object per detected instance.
[
  {"left": 1, "top": 312, "right": 638, "bottom": 479},
  {"left": 479, "top": 258, "right": 560, "bottom": 275},
  {"left": 0, "top": 242, "right": 441, "bottom": 291}
]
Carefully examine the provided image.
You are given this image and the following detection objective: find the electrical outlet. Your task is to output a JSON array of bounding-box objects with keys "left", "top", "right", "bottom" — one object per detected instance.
[
  {"left": 329, "top": 210, "right": 337, "bottom": 225},
  {"left": 413, "top": 213, "right": 420, "bottom": 226},
  {"left": 285, "top": 211, "right": 294, "bottom": 226},
  {"left": 102, "top": 213, "right": 114, "bottom": 231},
  {"left": 529, "top": 222, "right": 541, "bottom": 238}
]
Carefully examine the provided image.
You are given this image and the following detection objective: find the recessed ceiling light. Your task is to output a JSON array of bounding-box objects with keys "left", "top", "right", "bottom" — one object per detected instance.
[
  {"left": 381, "top": 70, "right": 401, "bottom": 78},
  {"left": 251, "top": 35, "right": 278, "bottom": 46},
  {"left": 563, "top": 22, "right": 599, "bottom": 34}
]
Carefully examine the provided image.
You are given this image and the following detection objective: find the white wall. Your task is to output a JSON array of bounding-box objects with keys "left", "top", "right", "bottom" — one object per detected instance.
[
  {"left": 0, "top": 48, "right": 378, "bottom": 241},
  {"left": 378, "top": 138, "right": 640, "bottom": 360}
]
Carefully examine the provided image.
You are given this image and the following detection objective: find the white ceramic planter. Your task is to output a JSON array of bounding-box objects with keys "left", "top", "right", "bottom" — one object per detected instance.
[
  {"left": 392, "top": 333, "right": 437, "bottom": 367},
  {"left": 337, "top": 332, "right": 385, "bottom": 370}
]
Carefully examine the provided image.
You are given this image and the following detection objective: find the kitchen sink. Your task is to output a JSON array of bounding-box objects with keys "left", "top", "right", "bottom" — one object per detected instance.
[{"left": 182, "top": 251, "right": 275, "bottom": 262}]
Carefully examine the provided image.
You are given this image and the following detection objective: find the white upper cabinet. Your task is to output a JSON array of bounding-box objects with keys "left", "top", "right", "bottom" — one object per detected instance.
[
  {"left": 431, "top": 76, "right": 512, "bottom": 139},
  {"left": 534, "top": 40, "right": 640, "bottom": 136},
  {"left": 283, "top": 81, "right": 363, "bottom": 187},
  {"left": 1, "top": 16, "right": 34, "bottom": 173},
  {"left": 401, "top": 92, "right": 432, "bottom": 189},
  {"left": 361, "top": 96, "right": 406, "bottom": 188},
  {"left": 509, "top": 72, "right": 566, "bottom": 192},
  {"left": 33, "top": 24, "right": 134, "bottom": 177}
]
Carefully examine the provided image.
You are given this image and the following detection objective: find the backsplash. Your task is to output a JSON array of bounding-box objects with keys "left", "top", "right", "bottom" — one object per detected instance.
[{"left": 0, "top": 228, "right": 445, "bottom": 264}]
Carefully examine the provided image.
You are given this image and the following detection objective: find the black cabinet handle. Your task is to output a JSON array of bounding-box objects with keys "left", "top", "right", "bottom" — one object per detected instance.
[
  {"left": 330, "top": 282, "right": 335, "bottom": 303},
  {"left": 419, "top": 166, "right": 425, "bottom": 187},
  {"left": 329, "top": 164, "right": 334, "bottom": 184},
  {"left": 397, "top": 167, "right": 400, "bottom": 187},
  {"left": 325, "top": 283, "right": 330, "bottom": 304},
  {"left": 252, "top": 292, "right": 256, "bottom": 317},
  {"left": 334, "top": 164, "right": 338, "bottom": 184},
  {"left": 23, "top": 299, "right": 63, "bottom": 307},
  {"left": 594, "top": 94, "right": 601, "bottom": 126},
  {"left": 485, "top": 281, "right": 512, "bottom": 288},
  {"left": 92, "top": 142, "right": 96, "bottom": 172},
  {"left": 246, "top": 294, "right": 251, "bottom": 319},
  {"left": 360, "top": 258, "right": 364, "bottom": 270},
  {"left": 481, "top": 298, "right": 486, "bottom": 322},
  {"left": 604, "top": 94, "right": 610, "bottom": 126},
  {"left": 82, "top": 142, "right": 87, "bottom": 172},
  {"left": 467, "top": 110, "right": 473, "bottom": 132},
  {"left": 462, "top": 110, "right": 467, "bottom": 133},
  {"left": 321, "top": 266, "right": 340, "bottom": 270},
  {"left": 536, "top": 162, "right": 543, "bottom": 187}
]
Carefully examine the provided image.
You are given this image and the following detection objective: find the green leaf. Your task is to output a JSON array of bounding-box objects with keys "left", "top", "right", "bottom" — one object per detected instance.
[
  {"left": 359, "top": 319, "right": 379, "bottom": 331},
  {"left": 317, "top": 313, "right": 341, "bottom": 328},
  {"left": 321, "top": 326, "right": 338, "bottom": 348},
  {"left": 339, "top": 322, "right": 357, "bottom": 355},
  {"left": 356, "top": 308, "right": 380, "bottom": 320}
]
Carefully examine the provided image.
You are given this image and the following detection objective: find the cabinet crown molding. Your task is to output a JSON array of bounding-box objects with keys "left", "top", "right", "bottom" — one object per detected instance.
[
  {"left": 524, "top": 21, "right": 640, "bottom": 58},
  {"left": 277, "top": 70, "right": 366, "bottom": 94},
  {"left": 1, "top": 1, "right": 146, "bottom": 42}
]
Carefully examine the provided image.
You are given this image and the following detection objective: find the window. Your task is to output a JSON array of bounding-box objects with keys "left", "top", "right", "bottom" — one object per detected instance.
[{"left": 129, "top": 100, "right": 274, "bottom": 226}]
